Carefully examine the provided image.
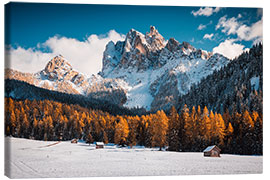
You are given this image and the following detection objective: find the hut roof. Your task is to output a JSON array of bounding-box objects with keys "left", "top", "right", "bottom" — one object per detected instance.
[
  {"left": 96, "top": 142, "right": 104, "bottom": 146},
  {"left": 203, "top": 145, "right": 220, "bottom": 152}
]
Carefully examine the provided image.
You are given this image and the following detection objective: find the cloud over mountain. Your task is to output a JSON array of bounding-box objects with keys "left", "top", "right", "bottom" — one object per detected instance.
[
  {"left": 5, "top": 30, "right": 125, "bottom": 75},
  {"left": 213, "top": 39, "right": 248, "bottom": 59},
  {"left": 212, "top": 13, "right": 262, "bottom": 60}
]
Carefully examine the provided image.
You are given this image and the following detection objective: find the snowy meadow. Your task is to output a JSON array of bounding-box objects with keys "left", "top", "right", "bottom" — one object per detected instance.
[{"left": 5, "top": 137, "right": 262, "bottom": 178}]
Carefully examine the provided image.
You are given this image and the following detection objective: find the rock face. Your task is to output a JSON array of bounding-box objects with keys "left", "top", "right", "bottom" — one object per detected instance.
[
  {"left": 101, "top": 26, "right": 167, "bottom": 75},
  {"left": 40, "top": 55, "right": 88, "bottom": 89},
  {"left": 100, "top": 26, "right": 230, "bottom": 111},
  {"left": 43, "top": 55, "right": 73, "bottom": 80}
]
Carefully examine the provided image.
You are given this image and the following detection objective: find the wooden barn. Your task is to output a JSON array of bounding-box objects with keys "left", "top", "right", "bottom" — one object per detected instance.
[
  {"left": 203, "top": 145, "right": 221, "bottom": 157},
  {"left": 96, "top": 142, "right": 104, "bottom": 149}
]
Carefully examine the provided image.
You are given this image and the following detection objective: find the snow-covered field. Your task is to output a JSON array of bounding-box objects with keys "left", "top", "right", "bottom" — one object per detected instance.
[{"left": 5, "top": 137, "right": 262, "bottom": 178}]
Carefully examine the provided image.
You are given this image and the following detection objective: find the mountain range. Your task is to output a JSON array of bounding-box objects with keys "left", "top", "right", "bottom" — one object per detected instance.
[{"left": 5, "top": 26, "right": 232, "bottom": 111}]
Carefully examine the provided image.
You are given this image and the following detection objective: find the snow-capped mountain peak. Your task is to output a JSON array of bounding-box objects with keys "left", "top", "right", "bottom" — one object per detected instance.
[
  {"left": 40, "top": 55, "right": 73, "bottom": 81},
  {"left": 100, "top": 26, "right": 230, "bottom": 111},
  {"left": 145, "top": 26, "right": 166, "bottom": 51}
]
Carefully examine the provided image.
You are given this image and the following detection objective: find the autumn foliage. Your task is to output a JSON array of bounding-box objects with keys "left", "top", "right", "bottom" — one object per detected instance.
[{"left": 5, "top": 98, "right": 262, "bottom": 154}]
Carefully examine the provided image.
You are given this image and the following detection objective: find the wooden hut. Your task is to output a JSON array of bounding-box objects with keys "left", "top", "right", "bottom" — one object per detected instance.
[
  {"left": 96, "top": 142, "right": 104, "bottom": 149},
  {"left": 203, "top": 145, "right": 221, "bottom": 157},
  {"left": 71, "top": 138, "right": 78, "bottom": 144}
]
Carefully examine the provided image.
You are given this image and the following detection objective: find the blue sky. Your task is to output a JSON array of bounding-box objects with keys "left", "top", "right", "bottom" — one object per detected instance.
[{"left": 5, "top": 2, "right": 263, "bottom": 75}]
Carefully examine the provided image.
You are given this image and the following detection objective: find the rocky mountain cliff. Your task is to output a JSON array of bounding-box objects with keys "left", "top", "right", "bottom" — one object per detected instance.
[
  {"left": 100, "top": 26, "right": 229, "bottom": 111},
  {"left": 6, "top": 26, "right": 230, "bottom": 111}
]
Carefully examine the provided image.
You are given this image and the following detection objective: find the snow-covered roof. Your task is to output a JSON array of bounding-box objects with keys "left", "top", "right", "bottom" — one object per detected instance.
[
  {"left": 203, "top": 145, "right": 218, "bottom": 152},
  {"left": 96, "top": 142, "right": 104, "bottom": 146}
]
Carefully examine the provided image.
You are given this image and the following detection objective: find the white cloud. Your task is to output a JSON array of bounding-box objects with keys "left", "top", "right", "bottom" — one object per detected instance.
[
  {"left": 191, "top": 7, "right": 221, "bottom": 17},
  {"left": 5, "top": 47, "right": 52, "bottom": 73},
  {"left": 197, "top": 24, "right": 206, "bottom": 30},
  {"left": 247, "top": 19, "right": 263, "bottom": 42},
  {"left": 236, "top": 24, "right": 250, "bottom": 40},
  {"left": 216, "top": 15, "right": 239, "bottom": 35},
  {"left": 197, "top": 21, "right": 212, "bottom": 31},
  {"left": 213, "top": 39, "right": 247, "bottom": 59},
  {"left": 216, "top": 15, "right": 263, "bottom": 44},
  {"left": 203, "top": 33, "right": 214, "bottom": 40},
  {"left": 5, "top": 30, "right": 125, "bottom": 75}
]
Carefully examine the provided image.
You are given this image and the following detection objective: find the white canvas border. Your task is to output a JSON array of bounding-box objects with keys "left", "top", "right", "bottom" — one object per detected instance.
[{"left": 0, "top": 1, "right": 268, "bottom": 180}]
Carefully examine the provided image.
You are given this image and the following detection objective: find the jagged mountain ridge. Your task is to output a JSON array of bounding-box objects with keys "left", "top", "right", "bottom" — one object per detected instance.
[
  {"left": 5, "top": 26, "right": 230, "bottom": 111},
  {"left": 100, "top": 26, "right": 230, "bottom": 111}
]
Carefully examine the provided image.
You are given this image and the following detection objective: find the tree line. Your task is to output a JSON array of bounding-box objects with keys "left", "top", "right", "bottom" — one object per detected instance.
[
  {"left": 5, "top": 79, "right": 147, "bottom": 117},
  {"left": 5, "top": 97, "right": 262, "bottom": 155}
]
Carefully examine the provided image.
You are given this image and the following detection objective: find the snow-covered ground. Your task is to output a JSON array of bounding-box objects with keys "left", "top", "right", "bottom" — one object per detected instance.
[{"left": 5, "top": 137, "right": 262, "bottom": 178}]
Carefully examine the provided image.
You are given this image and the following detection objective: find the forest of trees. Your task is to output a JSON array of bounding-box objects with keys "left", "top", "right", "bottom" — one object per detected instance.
[
  {"left": 178, "top": 43, "right": 263, "bottom": 115},
  {"left": 5, "top": 97, "right": 262, "bottom": 155},
  {"left": 5, "top": 79, "right": 147, "bottom": 116}
]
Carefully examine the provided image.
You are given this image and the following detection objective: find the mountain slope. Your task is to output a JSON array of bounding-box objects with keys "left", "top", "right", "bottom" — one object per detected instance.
[
  {"left": 5, "top": 79, "right": 135, "bottom": 116},
  {"left": 177, "top": 43, "right": 263, "bottom": 114}
]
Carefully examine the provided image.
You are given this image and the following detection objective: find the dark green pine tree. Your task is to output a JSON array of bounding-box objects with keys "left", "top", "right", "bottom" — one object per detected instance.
[{"left": 168, "top": 106, "right": 180, "bottom": 151}]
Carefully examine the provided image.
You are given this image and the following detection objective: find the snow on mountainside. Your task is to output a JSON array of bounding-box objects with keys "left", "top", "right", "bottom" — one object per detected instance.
[
  {"left": 100, "top": 26, "right": 230, "bottom": 111},
  {"left": 5, "top": 55, "right": 128, "bottom": 106},
  {"left": 5, "top": 26, "right": 230, "bottom": 111}
]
